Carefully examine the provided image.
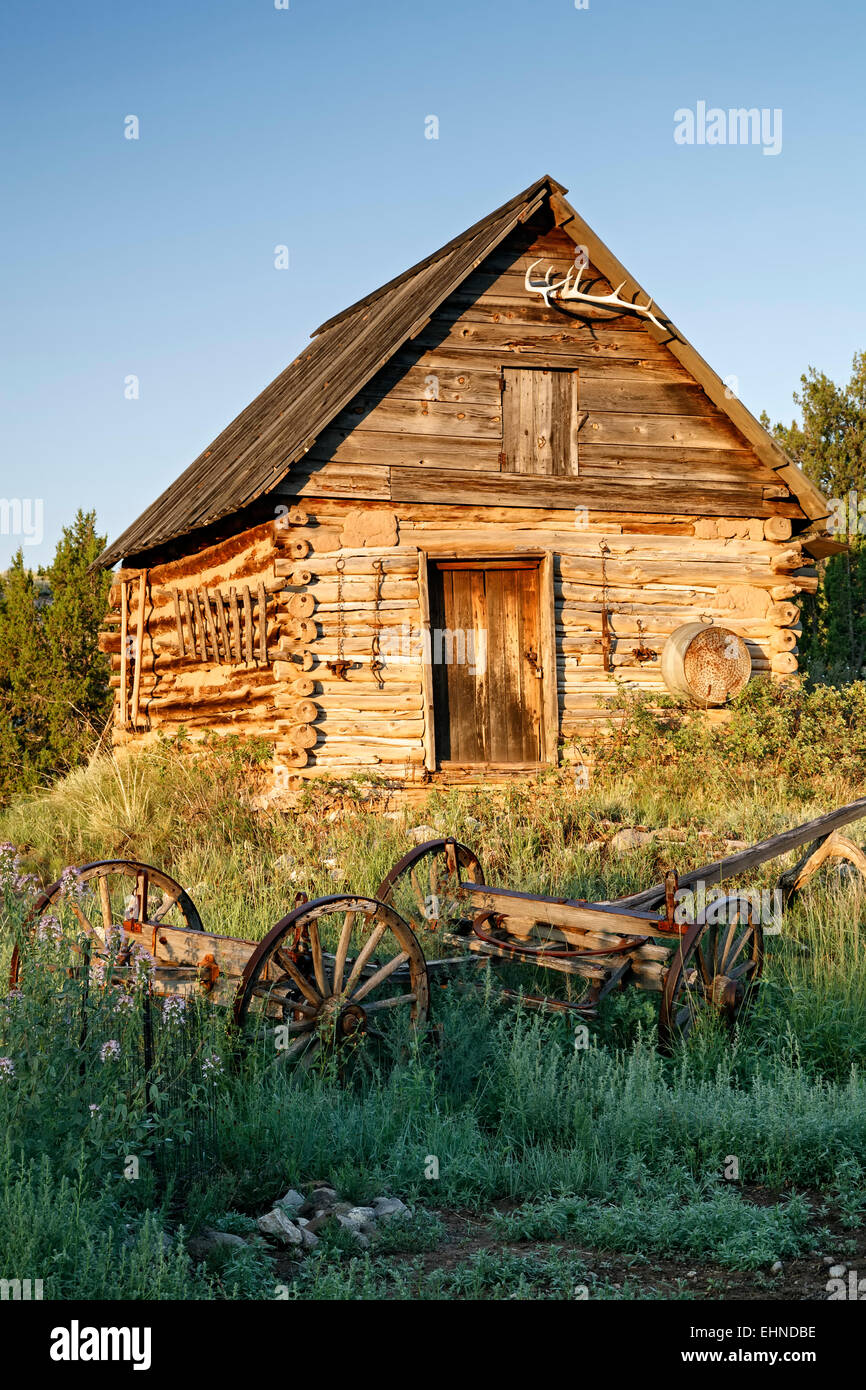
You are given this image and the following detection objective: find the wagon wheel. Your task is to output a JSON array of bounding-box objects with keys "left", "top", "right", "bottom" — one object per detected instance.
[
  {"left": 9, "top": 860, "right": 204, "bottom": 989},
  {"left": 658, "top": 898, "right": 764, "bottom": 1053},
  {"left": 233, "top": 895, "right": 430, "bottom": 1069},
  {"left": 375, "top": 838, "right": 484, "bottom": 952}
]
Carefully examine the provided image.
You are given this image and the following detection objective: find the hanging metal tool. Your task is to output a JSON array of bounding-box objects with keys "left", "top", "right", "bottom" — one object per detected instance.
[{"left": 326, "top": 556, "right": 351, "bottom": 680}]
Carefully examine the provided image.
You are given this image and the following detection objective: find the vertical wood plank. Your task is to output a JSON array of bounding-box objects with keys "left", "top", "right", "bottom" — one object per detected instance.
[
  {"left": 191, "top": 589, "right": 208, "bottom": 659},
  {"left": 172, "top": 589, "right": 186, "bottom": 657},
  {"left": 215, "top": 589, "right": 231, "bottom": 662},
  {"left": 200, "top": 587, "right": 218, "bottom": 659},
  {"left": 243, "top": 586, "right": 254, "bottom": 665},
  {"left": 532, "top": 369, "right": 553, "bottom": 476},
  {"left": 416, "top": 553, "right": 436, "bottom": 771},
  {"left": 519, "top": 566, "right": 543, "bottom": 761},
  {"left": 257, "top": 581, "right": 268, "bottom": 663},
  {"left": 130, "top": 571, "right": 147, "bottom": 728},
  {"left": 119, "top": 578, "right": 129, "bottom": 726},
  {"left": 229, "top": 587, "right": 242, "bottom": 662},
  {"left": 539, "top": 552, "right": 559, "bottom": 764},
  {"left": 181, "top": 590, "right": 196, "bottom": 659}
]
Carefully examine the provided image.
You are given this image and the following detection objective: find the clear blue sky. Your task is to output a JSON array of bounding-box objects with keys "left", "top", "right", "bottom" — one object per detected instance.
[{"left": 2, "top": 0, "right": 863, "bottom": 568}]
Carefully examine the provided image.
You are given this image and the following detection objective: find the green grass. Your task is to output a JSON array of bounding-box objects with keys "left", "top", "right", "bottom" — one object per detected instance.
[{"left": 1, "top": 690, "right": 866, "bottom": 1300}]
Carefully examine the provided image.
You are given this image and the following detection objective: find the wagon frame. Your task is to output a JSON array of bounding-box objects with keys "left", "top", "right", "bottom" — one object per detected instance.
[{"left": 9, "top": 796, "right": 866, "bottom": 1060}]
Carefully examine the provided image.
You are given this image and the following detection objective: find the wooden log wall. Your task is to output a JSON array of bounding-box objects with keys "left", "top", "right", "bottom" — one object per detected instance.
[
  {"left": 98, "top": 524, "right": 286, "bottom": 739},
  {"left": 100, "top": 214, "right": 817, "bottom": 781},
  {"left": 99, "top": 495, "right": 809, "bottom": 776}
]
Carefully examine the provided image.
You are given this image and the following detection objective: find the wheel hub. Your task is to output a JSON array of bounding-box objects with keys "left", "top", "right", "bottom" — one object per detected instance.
[{"left": 710, "top": 974, "right": 743, "bottom": 1014}]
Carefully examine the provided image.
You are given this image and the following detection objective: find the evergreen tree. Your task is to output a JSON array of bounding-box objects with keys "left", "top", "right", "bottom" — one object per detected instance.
[
  {"left": 0, "top": 552, "right": 53, "bottom": 796},
  {"left": 0, "top": 511, "right": 111, "bottom": 800},
  {"left": 41, "top": 510, "right": 112, "bottom": 766},
  {"left": 762, "top": 352, "right": 866, "bottom": 680}
]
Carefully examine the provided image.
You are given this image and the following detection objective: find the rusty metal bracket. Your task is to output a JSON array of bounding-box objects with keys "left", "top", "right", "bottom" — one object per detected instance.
[{"left": 197, "top": 953, "right": 219, "bottom": 993}]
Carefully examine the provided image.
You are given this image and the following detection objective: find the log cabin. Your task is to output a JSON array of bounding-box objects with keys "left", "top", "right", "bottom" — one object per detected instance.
[{"left": 95, "top": 174, "right": 836, "bottom": 788}]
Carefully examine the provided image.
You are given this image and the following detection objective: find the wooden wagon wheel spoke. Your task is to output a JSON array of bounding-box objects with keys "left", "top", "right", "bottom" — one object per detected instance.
[
  {"left": 307, "top": 918, "right": 330, "bottom": 998},
  {"left": 723, "top": 926, "right": 755, "bottom": 972},
  {"left": 351, "top": 951, "right": 409, "bottom": 1002},
  {"left": 343, "top": 919, "right": 388, "bottom": 995},
  {"left": 277, "top": 1032, "right": 318, "bottom": 1065},
  {"left": 135, "top": 870, "right": 149, "bottom": 923},
  {"left": 272, "top": 948, "right": 322, "bottom": 1008},
  {"left": 331, "top": 910, "right": 355, "bottom": 996},
  {"left": 693, "top": 937, "right": 715, "bottom": 988},
  {"left": 361, "top": 992, "right": 417, "bottom": 1014},
  {"left": 98, "top": 875, "right": 113, "bottom": 931},
  {"left": 717, "top": 913, "right": 743, "bottom": 971}
]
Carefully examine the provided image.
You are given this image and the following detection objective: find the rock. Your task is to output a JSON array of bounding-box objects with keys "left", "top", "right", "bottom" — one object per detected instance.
[
  {"left": 277, "top": 1189, "right": 306, "bottom": 1215},
  {"left": 344, "top": 1205, "right": 378, "bottom": 1234},
  {"left": 609, "top": 828, "right": 656, "bottom": 855},
  {"left": 585, "top": 839, "right": 606, "bottom": 853},
  {"left": 409, "top": 824, "right": 437, "bottom": 844},
  {"left": 724, "top": 840, "right": 750, "bottom": 852},
  {"left": 464, "top": 816, "right": 482, "bottom": 831},
  {"left": 336, "top": 1215, "right": 370, "bottom": 1247},
  {"left": 771, "top": 1260, "right": 783, "bottom": 1274},
  {"left": 257, "top": 1208, "right": 303, "bottom": 1246},
  {"left": 305, "top": 1214, "right": 332, "bottom": 1234},
  {"left": 187, "top": 1227, "right": 248, "bottom": 1259},
  {"left": 822, "top": 1256, "right": 835, "bottom": 1267},
  {"left": 300, "top": 1186, "right": 339, "bottom": 1217},
  {"left": 829, "top": 1263, "right": 847, "bottom": 1279},
  {"left": 299, "top": 1225, "right": 319, "bottom": 1250},
  {"left": 371, "top": 1197, "right": 410, "bottom": 1221}
]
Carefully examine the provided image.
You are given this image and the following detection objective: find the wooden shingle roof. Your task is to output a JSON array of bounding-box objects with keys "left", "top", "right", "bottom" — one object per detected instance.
[
  {"left": 96, "top": 173, "right": 829, "bottom": 569},
  {"left": 95, "top": 175, "right": 559, "bottom": 568}
]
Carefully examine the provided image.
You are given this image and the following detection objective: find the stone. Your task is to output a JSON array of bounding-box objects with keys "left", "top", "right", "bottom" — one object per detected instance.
[
  {"left": 770, "top": 1260, "right": 783, "bottom": 1274},
  {"left": 336, "top": 1215, "right": 370, "bottom": 1247},
  {"left": 609, "top": 828, "right": 656, "bottom": 855},
  {"left": 371, "top": 1197, "right": 410, "bottom": 1221},
  {"left": 187, "top": 1227, "right": 248, "bottom": 1259},
  {"left": 344, "top": 1205, "right": 378, "bottom": 1234},
  {"left": 257, "top": 1208, "right": 303, "bottom": 1246},
  {"left": 277, "top": 1188, "right": 306, "bottom": 1214},
  {"left": 299, "top": 1225, "right": 319, "bottom": 1250},
  {"left": 829, "top": 1263, "right": 847, "bottom": 1279},
  {"left": 409, "top": 824, "right": 437, "bottom": 844}
]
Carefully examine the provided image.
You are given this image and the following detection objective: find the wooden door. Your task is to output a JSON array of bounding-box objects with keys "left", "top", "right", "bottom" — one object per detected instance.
[{"left": 429, "top": 561, "right": 544, "bottom": 766}]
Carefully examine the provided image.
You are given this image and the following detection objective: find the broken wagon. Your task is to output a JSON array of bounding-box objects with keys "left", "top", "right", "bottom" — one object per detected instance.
[{"left": 10, "top": 797, "right": 866, "bottom": 1058}]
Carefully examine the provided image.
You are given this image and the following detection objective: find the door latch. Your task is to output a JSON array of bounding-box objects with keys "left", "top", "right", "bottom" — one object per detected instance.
[{"left": 525, "top": 648, "right": 542, "bottom": 678}]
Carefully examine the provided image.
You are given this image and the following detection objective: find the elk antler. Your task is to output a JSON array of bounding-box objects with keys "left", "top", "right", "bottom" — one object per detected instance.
[{"left": 524, "top": 260, "right": 666, "bottom": 332}]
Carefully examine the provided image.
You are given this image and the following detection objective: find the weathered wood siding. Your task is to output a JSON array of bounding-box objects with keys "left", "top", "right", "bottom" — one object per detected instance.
[
  {"left": 288, "top": 222, "right": 802, "bottom": 525},
  {"left": 99, "top": 216, "right": 815, "bottom": 780}
]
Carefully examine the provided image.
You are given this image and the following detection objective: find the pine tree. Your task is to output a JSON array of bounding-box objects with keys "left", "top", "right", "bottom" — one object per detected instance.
[
  {"left": 41, "top": 510, "right": 112, "bottom": 767},
  {"left": 762, "top": 352, "right": 866, "bottom": 680},
  {"left": 0, "top": 511, "right": 112, "bottom": 800},
  {"left": 0, "top": 552, "right": 53, "bottom": 796}
]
